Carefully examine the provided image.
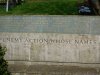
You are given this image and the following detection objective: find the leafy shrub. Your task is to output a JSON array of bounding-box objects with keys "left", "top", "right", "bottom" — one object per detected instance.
[{"left": 0, "top": 44, "right": 11, "bottom": 75}]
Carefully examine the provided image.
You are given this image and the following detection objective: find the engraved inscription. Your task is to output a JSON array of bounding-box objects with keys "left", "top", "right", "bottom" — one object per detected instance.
[{"left": 0, "top": 37, "right": 98, "bottom": 45}]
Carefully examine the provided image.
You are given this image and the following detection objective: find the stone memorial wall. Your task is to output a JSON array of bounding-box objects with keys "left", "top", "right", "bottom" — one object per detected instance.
[{"left": 0, "top": 16, "right": 100, "bottom": 75}]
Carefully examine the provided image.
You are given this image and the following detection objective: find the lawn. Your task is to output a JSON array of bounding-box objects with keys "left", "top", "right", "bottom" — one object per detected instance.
[{"left": 0, "top": 0, "right": 79, "bottom": 15}]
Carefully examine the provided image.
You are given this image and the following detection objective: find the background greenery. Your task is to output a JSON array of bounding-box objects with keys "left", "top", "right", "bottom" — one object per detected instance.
[{"left": 0, "top": 0, "right": 78, "bottom": 15}]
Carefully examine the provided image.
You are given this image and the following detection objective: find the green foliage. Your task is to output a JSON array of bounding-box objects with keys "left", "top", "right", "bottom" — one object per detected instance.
[
  {"left": 0, "top": 0, "right": 78, "bottom": 15},
  {"left": 12, "top": 0, "right": 78, "bottom": 15},
  {"left": 0, "top": 44, "right": 11, "bottom": 75}
]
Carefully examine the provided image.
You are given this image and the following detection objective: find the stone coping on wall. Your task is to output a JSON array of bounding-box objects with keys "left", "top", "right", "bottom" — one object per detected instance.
[{"left": 0, "top": 15, "right": 100, "bottom": 34}]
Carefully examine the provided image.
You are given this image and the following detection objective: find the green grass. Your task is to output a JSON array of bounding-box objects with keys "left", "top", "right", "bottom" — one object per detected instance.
[{"left": 0, "top": 0, "right": 78, "bottom": 15}]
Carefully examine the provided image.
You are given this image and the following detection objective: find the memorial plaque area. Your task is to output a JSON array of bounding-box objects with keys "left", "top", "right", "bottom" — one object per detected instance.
[
  {"left": 0, "top": 33, "right": 99, "bottom": 63},
  {"left": 0, "top": 33, "right": 100, "bottom": 75}
]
